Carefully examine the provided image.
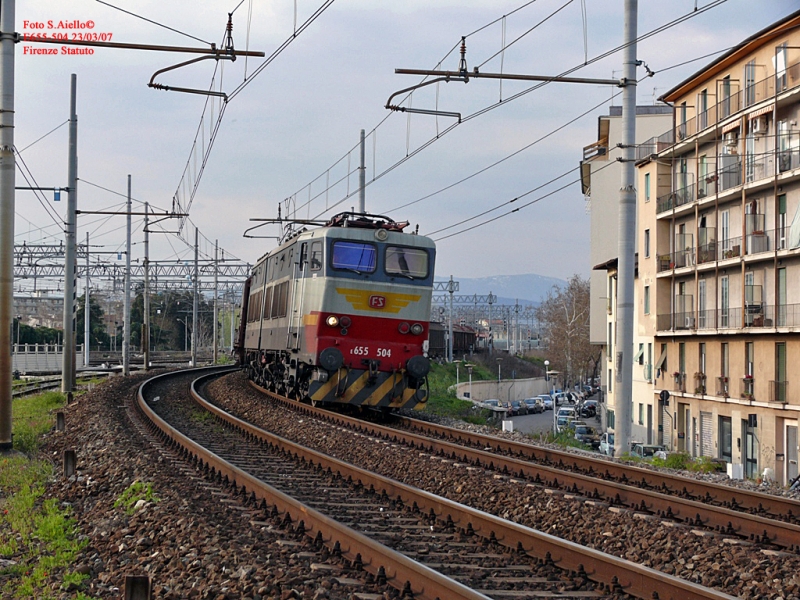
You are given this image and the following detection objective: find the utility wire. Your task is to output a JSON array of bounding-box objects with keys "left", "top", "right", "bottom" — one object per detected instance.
[
  {"left": 387, "top": 90, "right": 622, "bottom": 213},
  {"left": 17, "top": 120, "right": 69, "bottom": 154},
  {"left": 95, "top": 0, "right": 213, "bottom": 45},
  {"left": 297, "top": 0, "right": 729, "bottom": 223},
  {"left": 14, "top": 150, "right": 64, "bottom": 227}
]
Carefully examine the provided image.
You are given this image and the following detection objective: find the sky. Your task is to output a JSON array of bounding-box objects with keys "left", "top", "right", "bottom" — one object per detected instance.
[{"left": 11, "top": 0, "right": 799, "bottom": 294}]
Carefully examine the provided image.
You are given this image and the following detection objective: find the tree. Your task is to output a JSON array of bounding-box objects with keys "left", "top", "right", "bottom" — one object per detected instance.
[
  {"left": 76, "top": 294, "right": 111, "bottom": 350},
  {"left": 535, "top": 275, "right": 593, "bottom": 389}
]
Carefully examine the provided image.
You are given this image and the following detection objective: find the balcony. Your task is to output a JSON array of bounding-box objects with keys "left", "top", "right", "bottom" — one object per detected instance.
[
  {"left": 693, "top": 373, "right": 707, "bottom": 395},
  {"left": 741, "top": 377, "right": 755, "bottom": 400},
  {"left": 716, "top": 376, "right": 730, "bottom": 398},
  {"left": 655, "top": 56, "right": 800, "bottom": 150},
  {"left": 696, "top": 228, "right": 716, "bottom": 264},
  {"left": 673, "top": 372, "right": 686, "bottom": 393},
  {"left": 657, "top": 304, "right": 800, "bottom": 332},
  {"left": 769, "top": 380, "right": 788, "bottom": 403}
]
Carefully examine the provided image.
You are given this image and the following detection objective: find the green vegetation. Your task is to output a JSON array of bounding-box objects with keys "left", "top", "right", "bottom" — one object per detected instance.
[
  {"left": 190, "top": 410, "right": 215, "bottom": 424},
  {"left": 424, "top": 361, "right": 494, "bottom": 421},
  {"left": 114, "top": 481, "right": 159, "bottom": 515},
  {"left": 0, "top": 391, "right": 93, "bottom": 598},
  {"left": 650, "top": 452, "right": 725, "bottom": 473},
  {"left": 12, "top": 392, "right": 65, "bottom": 455},
  {"left": 529, "top": 428, "right": 592, "bottom": 450}
]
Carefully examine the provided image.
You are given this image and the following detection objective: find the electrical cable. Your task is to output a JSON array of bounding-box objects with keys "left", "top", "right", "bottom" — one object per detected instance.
[
  {"left": 14, "top": 151, "right": 64, "bottom": 227},
  {"left": 296, "top": 0, "right": 730, "bottom": 223},
  {"left": 386, "top": 90, "right": 622, "bottom": 213},
  {"left": 95, "top": 0, "right": 213, "bottom": 46},
  {"left": 17, "top": 120, "right": 69, "bottom": 154}
]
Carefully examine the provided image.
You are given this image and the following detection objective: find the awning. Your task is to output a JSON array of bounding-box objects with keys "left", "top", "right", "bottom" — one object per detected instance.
[
  {"left": 655, "top": 347, "right": 667, "bottom": 370},
  {"left": 721, "top": 120, "right": 741, "bottom": 134},
  {"left": 633, "top": 346, "right": 644, "bottom": 363},
  {"left": 748, "top": 103, "right": 774, "bottom": 119}
]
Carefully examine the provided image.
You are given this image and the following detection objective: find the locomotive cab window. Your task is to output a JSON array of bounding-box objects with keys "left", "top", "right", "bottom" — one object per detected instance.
[
  {"left": 386, "top": 247, "right": 428, "bottom": 279},
  {"left": 331, "top": 241, "right": 376, "bottom": 273},
  {"left": 310, "top": 241, "right": 323, "bottom": 271}
]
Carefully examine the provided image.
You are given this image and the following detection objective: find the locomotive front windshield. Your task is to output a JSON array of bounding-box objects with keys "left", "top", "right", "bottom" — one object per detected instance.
[
  {"left": 386, "top": 247, "right": 428, "bottom": 278},
  {"left": 331, "top": 241, "right": 377, "bottom": 273}
]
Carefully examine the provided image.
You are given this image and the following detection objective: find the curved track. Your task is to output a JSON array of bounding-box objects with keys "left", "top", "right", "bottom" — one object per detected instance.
[
  {"left": 136, "top": 367, "right": 738, "bottom": 600},
  {"left": 250, "top": 379, "right": 800, "bottom": 551}
]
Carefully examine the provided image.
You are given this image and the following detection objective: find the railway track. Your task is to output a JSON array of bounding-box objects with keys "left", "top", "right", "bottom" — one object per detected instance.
[
  {"left": 247, "top": 379, "right": 800, "bottom": 552},
  {"left": 136, "top": 367, "right": 738, "bottom": 600}
]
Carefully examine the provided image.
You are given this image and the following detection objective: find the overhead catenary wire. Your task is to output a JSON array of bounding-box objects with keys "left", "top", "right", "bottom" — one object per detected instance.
[
  {"left": 17, "top": 120, "right": 69, "bottom": 154},
  {"left": 296, "top": 0, "right": 729, "bottom": 223}
]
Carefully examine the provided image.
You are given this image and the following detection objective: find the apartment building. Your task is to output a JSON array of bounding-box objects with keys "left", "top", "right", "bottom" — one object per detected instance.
[
  {"left": 637, "top": 10, "right": 800, "bottom": 484},
  {"left": 583, "top": 105, "right": 671, "bottom": 431}
]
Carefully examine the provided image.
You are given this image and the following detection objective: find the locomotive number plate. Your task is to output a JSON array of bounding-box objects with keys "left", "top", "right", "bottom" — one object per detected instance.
[
  {"left": 351, "top": 346, "right": 391, "bottom": 358},
  {"left": 369, "top": 295, "right": 386, "bottom": 308}
]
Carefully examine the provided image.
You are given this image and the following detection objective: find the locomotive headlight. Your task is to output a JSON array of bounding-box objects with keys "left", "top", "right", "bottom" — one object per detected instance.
[
  {"left": 339, "top": 316, "right": 352, "bottom": 328},
  {"left": 398, "top": 322, "right": 410, "bottom": 334},
  {"left": 326, "top": 315, "right": 339, "bottom": 327},
  {"left": 375, "top": 229, "right": 389, "bottom": 241},
  {"left": 410, "top": 323, "right": 424, "bottom": 335}
]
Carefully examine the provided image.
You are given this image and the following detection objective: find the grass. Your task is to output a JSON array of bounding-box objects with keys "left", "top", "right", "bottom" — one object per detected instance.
[
  {"left": 114, "top": 481, "right": 160, "bottom": 515},
  {"left": 424, "top": 361, "right": 494, "bottom": 421},
  {"left": 0, "top": 390, "right": 95, "bottom": 599}
]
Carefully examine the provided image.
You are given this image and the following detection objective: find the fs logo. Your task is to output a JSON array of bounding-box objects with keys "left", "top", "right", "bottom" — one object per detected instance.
[{"left": 369, "top": 295, "right": 386, "bottom": 309}]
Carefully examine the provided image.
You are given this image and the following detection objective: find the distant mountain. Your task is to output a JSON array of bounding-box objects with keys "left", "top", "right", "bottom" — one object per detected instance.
[{"left": 435, "top": 273, "right": 566, "bottom": 306}]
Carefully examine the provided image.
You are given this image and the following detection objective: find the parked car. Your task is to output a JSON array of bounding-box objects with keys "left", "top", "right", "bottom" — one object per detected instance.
[
  {"left": 538, "top": 394, "right": 554, "bottom": 410},
  {"left": 553, "top": 392, "right": 573, "bottom": 406},
  {"left": 579, "top": 400, "right": 598, "bottom": 418},
  {"left": 483, "top": 399, "right": 501, "bottom": 408},
  {"left": 523, "top": 397, "right": 544, "bottom": 414},
  {"left": 599, "top": 432, "right": 615, "bottom": 456},
  {"left": 506, "top": 400, "right": 526, "bottom": 416},
  {"left": 631, "top": 443, "right": 667, "bottom": 459},
  {"left": 574, "top": 424, "right": 601, "bottom": 448}
]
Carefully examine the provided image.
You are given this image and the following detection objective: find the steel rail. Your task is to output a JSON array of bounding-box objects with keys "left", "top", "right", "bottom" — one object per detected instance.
[
  {"left": 138, "top": 368, "right": 491, "bottom": 600},
  {"left": 190, "top": 373, "right": 737, "bottom": 600},
  {"left": 397, "top": 414, "right": 800, "bottom": 519},
  {"left": 248, "top": 381, "right": 800, "bottom": 549}
]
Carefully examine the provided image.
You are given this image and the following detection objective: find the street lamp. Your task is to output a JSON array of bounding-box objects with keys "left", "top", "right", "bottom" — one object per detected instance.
[
  {"left": 177, "top": 318, "right": 188, "bottom": 352},
  {"left": 466, "top": 363, "right": 473, "bottom": 400}
]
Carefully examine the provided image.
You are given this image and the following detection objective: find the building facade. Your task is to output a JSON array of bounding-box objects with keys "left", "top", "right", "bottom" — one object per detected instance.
[
  {"left": 637, "top": 10, "right": 800, "bottom": 484},
  {"left": 583, "top": 105, "right": 672, "bottom": 429}
]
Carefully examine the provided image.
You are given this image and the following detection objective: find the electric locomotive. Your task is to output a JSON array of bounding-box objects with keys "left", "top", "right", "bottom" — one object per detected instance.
[{"left": 236, "top": 212, "right": 435, "bottom": 409}]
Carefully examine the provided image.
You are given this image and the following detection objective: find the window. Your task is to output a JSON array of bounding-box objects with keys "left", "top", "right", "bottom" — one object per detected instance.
[
  {"left": 270, "top": 281, "right": 289, "bottom": 319},
  {"left": 745, "top": 342, "right": 754, "bottom": 377},
  {"left": 638, "top": 403, "right": 644, "bottom": 425},
  {"left": 331, "top": 241, "right": 376, "bottom": 273},
  {"left": 776, "top": 43, "right": 788, "bottom": 92},
  {"left": 778, "top": 194, "right": 787, "bottom": 248},
  {"left": 699, "top": 343, "right": 706, "bottom": 375},
  {"left": 645, "top": 173, "right": 651, "bottom": 202},
  {"left": 385, "top": 247, "right": 428, "bottom": 278},
  {"left": 698, "top": 89, "right": 708, "bottom": 130},
  {"left": 679, "top": 342, "right": 686, "bottom": 375},
  {"left": 644, "top": 229, "right": 650, "bottom": 258},
  {"left": 721, "top": 75, "right": 731, "bottom": 118},
  {"left": 637, "top": 343, "right": 644, "bottom": 365},
  {"left": 607, "top": 410, "right": 615, "bottom": 429},
  {"left": 744, "top": 59, "right": 756, "bottom": 106},
  {"left": 720, "top": 276, "right": 729, "bottom": 328},
  {"left": 310, "top": 241, "right": 323, "bottom": 271},
  {"left": 644, "top": 286, "right": 650, "bottom": 315},
  {"left": 776, "top": 342, "right": 787, "bottom": 402},
  {"left": 721, "top": 342, "right": 729, "bottom": 378},
  {"left": 608, "top": 368, "right": 612, "bottom": 393},
  {"left": 778, "top": 268, "right": 787, "bottom": 326}
]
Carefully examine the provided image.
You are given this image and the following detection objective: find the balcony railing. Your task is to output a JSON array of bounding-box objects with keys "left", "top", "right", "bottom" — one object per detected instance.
[
  {"left": 673, "top": 373, "right": 686, "bottom": 393},
  {"left": 741, "top": 377, "right": 755, "bottom": 400},
  {"left": 769, "top": 380, "right": 788, "bottom": 403},
  {"left": 661, "top": 304, "right": 800, "bottom": 331},
  {"left": 716, "top": 376, "right": 730, "bottom": 398},
  {"left": 693, "top": 373, "right": 707, "bottom": 395},
  {"left": 655, "top": 56, "right": 800, "bottom": 151}
]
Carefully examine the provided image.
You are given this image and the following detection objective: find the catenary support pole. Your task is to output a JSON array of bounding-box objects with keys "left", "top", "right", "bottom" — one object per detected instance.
[
  {"left": 358, "top": 129, "right": 366, "bottom": 213},
  {"left": 213, "top": 239, "right": 218, "bottom": 365},
  {"left": 143, "top": 202, "right": 150, "bottom": 370},
  {"left": 123, "top": 175, "right": 131, "bottom": 376},
  {"left": 447, "top": 275, "right": 455, "bottom": 363},
  {"left": 0, "top": 0, "right": 15, "bottom": 449},
  {"left": 192, "top": 227, "right": 198, "bottom": 367},
  {"left": 62, "top": 74, "right": 78, "bottom": 393},
  {"left": 84, "top": 232, "right": 90, "bottom": 366},
  {"left": 614, "top": 0, "right": 637, "bottom": 457}
]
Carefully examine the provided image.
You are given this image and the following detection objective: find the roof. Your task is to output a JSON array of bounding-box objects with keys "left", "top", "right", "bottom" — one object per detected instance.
[
  {"left": 660, "top": 10, "right": 800, "bottom": 103},
  {"left": 592, "top": 257, "right": 618, "bottom": 271}
]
